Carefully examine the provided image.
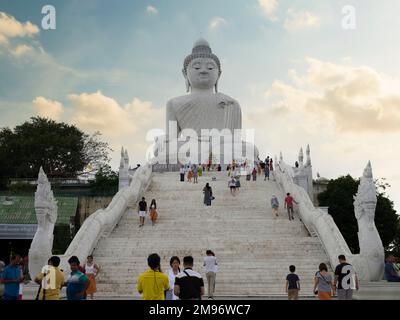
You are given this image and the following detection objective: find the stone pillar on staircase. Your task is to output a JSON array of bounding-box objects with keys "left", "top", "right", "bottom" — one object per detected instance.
[
  {"left": 293, "top": 145, "right": 314, "bottom": 201},
  {"left": 118, "top": 147, "right": 131, "bottom": 190}
]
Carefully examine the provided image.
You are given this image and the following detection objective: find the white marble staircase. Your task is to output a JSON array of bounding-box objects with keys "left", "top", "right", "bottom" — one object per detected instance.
[{"left": 92, "top": 171, "right": 331, "bottom": 298}]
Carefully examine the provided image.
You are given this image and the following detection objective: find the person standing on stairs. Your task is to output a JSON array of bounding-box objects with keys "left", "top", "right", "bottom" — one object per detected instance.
[
  {"left": 85, "top": 255, "right": 100, "bottom": 300},
  {"left": 286, "top": 265, "right": 300, "bottom": 300},
  {"left": 252, "top": 167, "right": 257, "bottom": 181},
  {"left": 228, "top": 177, "right": 237, "bottom": 196},
  {"left": 180, "top": 165, "right": 185, "bottom": 182},
  {"left": 269, "top": 158, "right": 275, "bottom": 181},
  {"left": 198, "top": 164, "right": 203, "bottom": 177},
  {"left": 271, "top": 195, "right": 280, "bottom": 218},
  {"left": 203, "top": 250, "right": 218, "bottom": 300},
  {"left": 137, "top": 253, "right": 170, "bottom": 300},
  {"left": 174, "top": 256, "right": 205, "bottom": 300},
  {"left": 313, "top": 263, "right": 335, "bottom": 300},
  {"left": 246, "top": 165, "right": 251, "bottom": 181},
  {"left": 203, "top": 183, "right": 213, "bottom": 206},
  {"left": 192, "top": 165, "right": 198, "bottom": 184},
  {"left": 284, "top": 193, "right": 298, "bottom": 221},
  {"left": 138, "top": 197, "right": 147, "bottom": 227},
  {"left": 235, "top": 174, "right": 241, "bottom": 192},
  {"left": 166, "top": 256, "right": 181, "bottom": 300},
  {"left": 264, "top": 162, "right": 270, "bottom": 181},
  {"left": 334, "top": 255, "right": 359, "bottom": 300},
  {"left": 149, "top": 199, "right": 158, "bottom": 226},
  {"left": 265, "top": 156, "right": 270, "bottom": 167},
  {"left": 187, "top": 167, "right": 193, "bottom": 182}
]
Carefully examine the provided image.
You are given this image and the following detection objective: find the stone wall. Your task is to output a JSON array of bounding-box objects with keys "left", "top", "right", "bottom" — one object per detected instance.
[{"left": 77, "top": 196, "right": 113, "bottom": 225}]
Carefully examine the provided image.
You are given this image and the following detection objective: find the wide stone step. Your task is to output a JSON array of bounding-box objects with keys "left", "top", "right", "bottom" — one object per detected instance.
[{"left": 92, "top": 172, "right": 329, "bottom": 298}]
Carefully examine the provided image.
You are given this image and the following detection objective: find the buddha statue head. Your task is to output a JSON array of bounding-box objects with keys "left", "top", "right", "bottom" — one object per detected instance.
[{"left": 183, "top": 38, "right": 222, "bottom": 93}]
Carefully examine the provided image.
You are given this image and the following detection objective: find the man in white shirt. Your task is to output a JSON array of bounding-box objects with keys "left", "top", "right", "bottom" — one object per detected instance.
[{"left": 203, "top": 250, "right": 218, "bottom": 299}]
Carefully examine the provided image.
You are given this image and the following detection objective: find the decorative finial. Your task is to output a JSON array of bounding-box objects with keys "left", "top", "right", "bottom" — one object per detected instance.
[
  {"left": 280, "top": 151, "right": 283, "bottom": 162},
  {"left": 38, "top": 166, "right": 47, "bottom": 184},
  {"left": 299, "top": 147, "right": 304, "bottom": 165},
  {"left": 306, "top": 144, "right": 311, "bottom": 166},
  {"left": 363, "top": 161, "right": 373, "bottom": 179},
  {"left": 193, "top": 38, "right": 210, "bottom": 48},
  {"left": 35, "top": 167, "right": 56, "bottom": 210}
]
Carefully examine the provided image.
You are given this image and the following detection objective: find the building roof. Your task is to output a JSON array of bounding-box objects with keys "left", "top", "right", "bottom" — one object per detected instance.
[{"left": 0, "top": 196, "right": 78, "bottom": 225}]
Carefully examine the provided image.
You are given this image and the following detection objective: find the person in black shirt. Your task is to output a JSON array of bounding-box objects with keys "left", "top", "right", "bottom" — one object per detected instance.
[
  {"left": 138, "top": 197, "right": 147, "bottom": 227},
  {"left": 174, "top": 256, "right": 204, "bottom": 300},
  {"left": 286, "top": 265, "right": 300, "bottom": 300},
  {"left": 333, "top": 254, "right": 359, "bottom": 300}
]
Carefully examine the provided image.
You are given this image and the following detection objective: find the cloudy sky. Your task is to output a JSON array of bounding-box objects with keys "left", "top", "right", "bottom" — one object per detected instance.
[{"left": 0, "top": 0, "right": 399, "bottom": 212}]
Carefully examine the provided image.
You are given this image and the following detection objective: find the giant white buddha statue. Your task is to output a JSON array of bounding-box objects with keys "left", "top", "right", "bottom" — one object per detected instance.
[{"left": 155, "top": 38, "right": 258, "bottom": 166}]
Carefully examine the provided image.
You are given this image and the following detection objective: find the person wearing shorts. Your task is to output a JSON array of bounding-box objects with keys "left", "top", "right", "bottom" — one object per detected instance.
[
  {"left": 138, "top": 197, "right": 147, "bottom": 227},
  {"left": 286, "top": 265, "right": 300, "bottom": 300}
]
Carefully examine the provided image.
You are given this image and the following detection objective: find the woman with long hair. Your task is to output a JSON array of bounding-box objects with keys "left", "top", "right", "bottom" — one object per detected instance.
[
  {"left": 137, "top": 253, "right": 169, "bottom": 300},
  {"left": 149, "top": 199, "right": 158, "bottom": 226},
  {"left": 165, "top": 256, "right": 181, "bottom": 300},
  {"left": 187, "top": 167, "right": 193, "bottom": 182},
  {"left": 203, "top": 183, "right": 213, "bottom": 206}
]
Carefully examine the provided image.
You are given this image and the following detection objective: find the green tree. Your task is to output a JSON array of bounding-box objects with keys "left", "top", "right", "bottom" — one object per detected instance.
[
  {"left": 389, "top": 223, "right": 400, "bottom": 257},
  {"left": 318, "top": 175, "right": 399, "bottom": 254},
  {"left": 0, "top": 117, "right": 112, "bottom": 181},
  {"left": 89, "top": 165, "right": 118, "bottom": 194}
]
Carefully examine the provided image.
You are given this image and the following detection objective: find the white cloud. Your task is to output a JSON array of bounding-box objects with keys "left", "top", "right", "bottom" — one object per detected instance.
[
  {"left": 146, "top": 5, "right": 159, "bottom": 15},
  {"left": 67, "top": 91, "right": 163, "bottom": 163},
  {"left": 12, "top": 44, "right": 33, "bottom": 57},
  {"left": 284, "top": 9, "right": 320, "bottom": 31},
  {"left": 0, "top": 12, "right": 39, "bottom": 44},
  {"left": 258, "top": 0, "right": 279, "bottom": 21},
  {"left": 68, "top": 91, "right": 162, "bottom": 137},
  {"left": 33, "top": 96, "right": 64, "bottom": 121},
  {"left": 242, "top": 59, "right": 400, "bottom": 212},
  {"left": 264, "top": 57, "right": 400, "bottom": 133},
  {"left": 28, "top": 91, "right": 164, "bottom": 170},
  {"left": 209, "top": 17, "right": 228, "bottom": 31}
]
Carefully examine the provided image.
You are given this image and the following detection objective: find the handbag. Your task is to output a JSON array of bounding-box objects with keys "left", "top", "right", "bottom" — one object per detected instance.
[{"left": 314, "top": 272, "right": 331, "bottom": 295}]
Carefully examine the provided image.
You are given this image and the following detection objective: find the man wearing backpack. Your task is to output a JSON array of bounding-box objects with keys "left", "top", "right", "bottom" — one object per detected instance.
[{"left": 174, "top": 256, "right": 204, "bottom": 300}]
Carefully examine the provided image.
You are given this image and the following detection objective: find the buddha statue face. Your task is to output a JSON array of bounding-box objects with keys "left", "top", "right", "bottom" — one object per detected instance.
[{"left": 184, "top": 57, "right": 220, "bottom": 91}]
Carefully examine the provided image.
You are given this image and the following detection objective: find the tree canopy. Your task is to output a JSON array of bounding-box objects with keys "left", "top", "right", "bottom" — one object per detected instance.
[
  {"left": 317, "top": 175, "right": 399, "bottom": 254},
  {"left": 0, "top": 117, "right": 112, "bottom": 183}
]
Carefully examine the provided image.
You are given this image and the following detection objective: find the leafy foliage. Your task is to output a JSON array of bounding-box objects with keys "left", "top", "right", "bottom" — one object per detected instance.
[
  {"left": 0, "top": 117, "right": 112, "bottom": 180},
  {"left": 89, "top": 165, "right": 118, "bottom": 194},
  {"left": 318, "top": 175, "right": 399, "bottom": 254}
]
